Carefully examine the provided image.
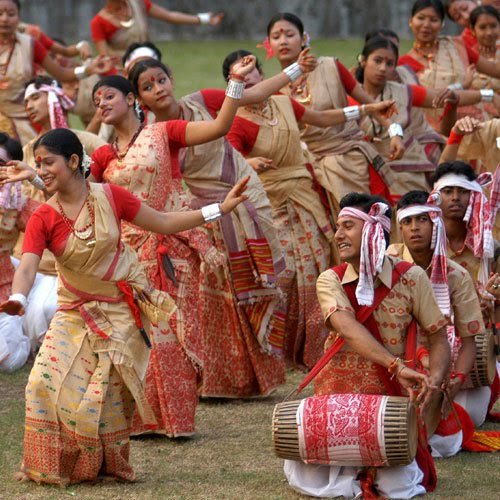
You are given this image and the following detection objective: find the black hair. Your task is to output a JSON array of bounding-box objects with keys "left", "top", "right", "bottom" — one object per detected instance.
[
  {"left": 222, "top": 49, "right": 263, "bottom": 82},
  {"left": 8, "top": 0, "right": 20, "bottom": 11},
  {"left": 92, "top": 75, "right": 134, "bottom": 99},
  {"left": 365, "top": 29, "right": 400, "bottom": 43},
  {"left": 339, "top": 192, "right": 392, "bottom": 245},
  {"left": 433, "top": 161, "right": 477, "bottom": 183},
  {"left": 355, "top": 36, "right": 399, "bottom": 83},
  {"left": 411, "top": 0, "right": 446, "bottom": 21},
  {"left": 0, "top": 132, "right": 22, "bottom": 161},
  {"left": 267, "top": 12, "right": 304, "bottom": 37},
  {"left": 33, "top": 129, "right": 88, "bottom": 177},
  {"left": 122, "top": 41, "right": 162, "bottom": 67},
  {"left": 397, "top": 190, "right": 430, "bottom": 210},
  {"left": 128, "top": 58, "right": 173, "bottom": 96},
  {"left": 470, "top": 5, "right": 500, "bottom": 28},
  {"left": 25, "top": 75, "right": 60, "bottom": 90}
]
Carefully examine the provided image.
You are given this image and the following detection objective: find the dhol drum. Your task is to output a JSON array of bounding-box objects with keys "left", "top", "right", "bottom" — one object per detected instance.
[
  {"left": 466, "top": 330, "right": 496, "bottom": 389},
  {"left": 272, "top": 393, "right": 417, "bottom": 467}
]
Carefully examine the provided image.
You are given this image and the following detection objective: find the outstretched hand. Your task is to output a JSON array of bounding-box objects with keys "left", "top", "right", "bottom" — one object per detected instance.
[
  {"left": 297, "top": 48, "right": 317, "bottom": 74},
  {"left": 88, "top": 55, "right": 114, "bottom": 75},
  {"left": 432, "top": 88, "right": 459, "bottom": 108},
  {"left": 231, "top": 55, "right": 257, "bottom": 78},
  {"left": 0, "top": 299, "right": 25, "bottom": 316},
  {"left": 207, "top": 12, "right": 224, "bottom": 26},
  {"left": 452, "top": 116, "right": 483, "bottom": 136},
  {"left": 0, "top": 161, "right": 37, "bottom": 186},
  {"left": 221, "top": 176, "right": 250, "bottom": 214}
]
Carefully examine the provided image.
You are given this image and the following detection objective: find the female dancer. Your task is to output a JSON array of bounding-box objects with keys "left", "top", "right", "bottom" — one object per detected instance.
[
  {"left": 127, "top": 52, "right": 316, "bottom": 395},
  {"left": 91, "top": 0, "right": 223, "bottom": 61},
  {"left": 468, "top": 5, "right": 500, "bottom": 119},
  {"left": 264, "top": 12, "right": 402, "bottom": 209},
  {"left": 355, "top": 35, "right": 493, "bottom": 197},
  {"left": 91, "top": 59, "right": 269, "bottom": 433},
  {"left": 223, "top": 49, "right": 396, "bottom": 368},
  {"left": 0, "top": 128, "right": 247, "bottom": 485},
  {"left": 399, "top": 0, "right": 500, "bottom": 130}
]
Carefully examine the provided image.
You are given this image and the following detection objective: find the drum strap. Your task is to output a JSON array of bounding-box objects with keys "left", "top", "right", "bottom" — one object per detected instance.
[{"left": 294, "top": 260, "right": 414, "bottom": 395}]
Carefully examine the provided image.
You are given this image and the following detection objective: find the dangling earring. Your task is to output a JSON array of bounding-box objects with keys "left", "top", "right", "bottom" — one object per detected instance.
[{"left": 134, "top": 99, "right": 142, "bottom": 119}]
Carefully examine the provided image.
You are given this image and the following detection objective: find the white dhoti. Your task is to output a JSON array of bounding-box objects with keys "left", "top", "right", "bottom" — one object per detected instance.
[
  {"left": 284, "top": 459, "right": 426, "bottom": 499},
  {"left": 0, "top": 313, "right": 29, "bottom": 372},
  {"left": 429, "top": 430, "right": 463, "bottom": 458},
  {"left": 455, "top": 386, "right": 492, "bottom": 427}
]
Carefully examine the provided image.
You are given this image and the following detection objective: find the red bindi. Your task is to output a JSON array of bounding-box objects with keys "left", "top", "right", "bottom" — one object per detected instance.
[
  {"left": 279, "top": 28, "right": 285, "bottom": 33},
  {"left": 150, "top": 76, "right": 155, "bottom": 82},
  {"left": 97, "top": 90, "right": 102, "bottom": 96},
  {"left": 36, "top": 156, "right": 42, "bottom": 163}
]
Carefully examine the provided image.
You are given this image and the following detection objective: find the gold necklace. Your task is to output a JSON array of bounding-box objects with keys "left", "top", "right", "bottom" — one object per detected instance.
[
  {"left": 289, "top": 74, "right": 312, "bottom": 105},
  {"left": 244, "top": 100, "right": 278, "bottom": 126},
  {"left": 413, "top": 40, "right": 439, "bottom": 61}
]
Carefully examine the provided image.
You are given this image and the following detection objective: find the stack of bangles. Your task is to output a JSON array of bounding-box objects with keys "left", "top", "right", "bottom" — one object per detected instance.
[
  {"left": 387, "top": 357, "right": 407, "bottom": 379},
  {"left": 342, "top": 105, "right": 366, "bottom": 121}
]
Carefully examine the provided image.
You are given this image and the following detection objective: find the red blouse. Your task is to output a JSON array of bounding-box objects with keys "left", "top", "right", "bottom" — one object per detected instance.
[
  {"left": 91, "top": 120, "right": 188, "bottom": 181},
  {"left": 33, "top": 40, "right": 48, "bottom": 65},
  {"left": 227, "top": 97, "right": 306, "bottom": 156},
  {"left": 23, "top": 184, "right": 142, "bottom": 257},
  {"left": 346, "top": 84, "right": 427, "bottom": 109},
  {"left": 91, "top": 0, "right": 153, "bottom": 42}
]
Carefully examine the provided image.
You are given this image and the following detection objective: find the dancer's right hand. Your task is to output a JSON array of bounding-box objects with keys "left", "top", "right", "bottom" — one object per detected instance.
[
  {"left": 0, "top": 161, "right": 37, "bottom": 185},
  {"left": 0, "top": 299, "right": 25, "bottom": 316},
  {"left": 452, "top": 116, "right": 483, "bottom": 136}
]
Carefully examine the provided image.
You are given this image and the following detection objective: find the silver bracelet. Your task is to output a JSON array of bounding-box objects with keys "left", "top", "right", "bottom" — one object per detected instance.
[
  {"left": 343, "top": 105, "right": 361, "bottom": 121},
  {"left": 447, "top": 82, "right": 463, "bottom": 91},
  {"left": 8, "top": 293, "right": 27, "bottom": 309},
  {"left": 30, "top": 174, "right": 45, "bottom": 190},
  {"left": 226, "top": 80, "right": 244, "bottom": 99},
  {"left": 76, "top": 40, "right": 87, "bottom": 51},
  {"left": 197, "top": 12, "right": 211, "bottom": 25},
  {"left": 201, "top": 203, "right": 222, "bottom": 222},
  {"left": 283, "top": 62, "right": 303, "bottom": 83},
  {"left": 388, "top": 123, "right": 404, "bottom": 138},
  {"left": 74, "top": 65, "right": 88, "bottom": 80},
  {"left": 480, "top": 89, "right": 494, "bottom": 102}
]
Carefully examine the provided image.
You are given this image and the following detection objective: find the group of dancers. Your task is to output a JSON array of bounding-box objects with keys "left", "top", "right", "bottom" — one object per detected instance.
[{"left": 0, "top": 0, "right": 498, "bottom": 497}]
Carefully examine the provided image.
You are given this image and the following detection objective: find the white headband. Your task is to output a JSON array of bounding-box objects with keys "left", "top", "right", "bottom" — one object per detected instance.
[
  {"left": 397, "top": 204, "right": 442, "bottom": 223},
  {"left": 433, "top": 173, "right": 484, "bottom": 194},
  {"left": 124, "top": 47, "right": 159, "bottom": 70},
  {"left": 24, "top": 83, "right": 41, "bottom": 100}
]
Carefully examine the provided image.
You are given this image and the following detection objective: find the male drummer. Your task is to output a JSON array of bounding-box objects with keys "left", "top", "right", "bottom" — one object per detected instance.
[
  {"left": 388, "top": 190, "right": 484, "bottom": 457},
  {"left": 283, "top": 193, "right": 450, "bottom": 499},
  {"left": 433, "top": 161, "right": 499, "bottom": 426}
]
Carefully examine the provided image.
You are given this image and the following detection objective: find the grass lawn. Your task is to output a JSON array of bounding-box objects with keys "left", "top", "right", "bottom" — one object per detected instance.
[{"left": 5, "top": 38, "right": 500, "bottom": 498}]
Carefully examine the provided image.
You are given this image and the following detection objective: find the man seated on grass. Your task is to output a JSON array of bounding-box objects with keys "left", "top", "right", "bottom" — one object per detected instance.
[
  {"left": 284, "top": 192, "right": 450, "bottom": 499},
  {"left": 387, "top": 189, "right": 483, "bottom": 458}
]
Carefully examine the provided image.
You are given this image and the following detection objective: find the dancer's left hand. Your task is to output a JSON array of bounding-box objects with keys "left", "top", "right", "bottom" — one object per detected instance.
[{"left": 221, "top": 176, "right": 250, "bottom": 214}]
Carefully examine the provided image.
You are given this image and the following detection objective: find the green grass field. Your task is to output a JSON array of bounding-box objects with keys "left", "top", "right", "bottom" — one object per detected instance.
[{"left": 2, "top": 38, "right": 500, "bottom": 499}]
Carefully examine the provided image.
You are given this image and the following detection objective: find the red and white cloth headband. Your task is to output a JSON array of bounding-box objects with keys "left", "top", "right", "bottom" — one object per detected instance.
[
  {"left": 124, "top": 46, "right": 159, "bottom": 70},
  {"left": 397, "top": 193, "right": 450, "bottom": 316},
  {"left": 0, "top": 147, "right": 22, "bottom": 211},
  {"left": 24, "top": 82, "right": 74, "bottom": 130},
  {"left": 434, "top": 172, "right": 494, "bottom": 291},
  {"left": 338, "top": 203, "right": 391, "bottom": 306}
]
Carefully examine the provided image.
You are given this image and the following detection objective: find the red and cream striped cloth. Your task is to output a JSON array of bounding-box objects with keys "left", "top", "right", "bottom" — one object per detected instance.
[
  {"left": 396, "top": 192, "right": 450, "bottom": 316},
  {"left": 337, "top": 203, "right": 391, "bottom": 306}
]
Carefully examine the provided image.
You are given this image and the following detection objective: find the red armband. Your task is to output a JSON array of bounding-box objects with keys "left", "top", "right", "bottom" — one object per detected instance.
[
  {"left": 447, "top": 130, "right": 464, "bottom": 145},
  {"left": 450, "top": 371, "right": 467, "bottom": 385},
  {"left": 416, "top": 346, "right": 430, "bottom": 362}
]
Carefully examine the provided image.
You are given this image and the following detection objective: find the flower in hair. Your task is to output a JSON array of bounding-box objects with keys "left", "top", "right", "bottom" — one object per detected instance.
[
  {"left": 257, "top": 37, "right": 274, "bottom": 60},
  {"left": 81, "top": 146, "right": 92, "bottom": 178},
  {"left": 303, "top": 31, "right": 311, "bottom": 48}
]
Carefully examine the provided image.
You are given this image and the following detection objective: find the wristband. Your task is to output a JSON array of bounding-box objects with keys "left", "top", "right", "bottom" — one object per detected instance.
[
  {"left": 480, "top": 89, "right": 494, "bottom": 102},
  {"left": 416, "top": 346, "right": 429, "bottom": 363},
  {"left": 74, "top": 65, "right": 87, "bottom": 80},
  {"left": 447, "top": 130, "right": 464, "bottom": 145},
  {"left": 450, "top": 371, "right": 466, "bottom": 385},
  {"left": 30, "top": 174, "right": 45, "bottom": 190},
  {"left": 283, "top": 62, "right": 303, "bottom": 83},
  {"left": 229, "top": 72, "right": 245, "bottom": 82},
  {"left": 226, "top": 80, "right": 244, "bottom": 99},
  {"left": 343, "top": 105, "right": 360, "bottom": 121},
  {"left": 201, "top": 203, "right": 222, "bottom": 222},
  {"left": 197, "top": 13, "right": 211, "bottom": 25},
  {"left": 8, "top": 293, "right": 27, "bottom": 309},
  {"left": 447, "top": 82, "right": 463, "bottom": 91},
  {"left": 76, "top": 41, "right": 87, "bottom": 51},
  {"left": 388, "top": 123, "right": 404, "bottom": 138}
]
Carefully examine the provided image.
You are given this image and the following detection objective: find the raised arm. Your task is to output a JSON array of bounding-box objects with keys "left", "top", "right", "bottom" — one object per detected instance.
[
  {"left": 41, "top": 54, "right": 113, "bottom": 83},
  {"left": 476, "top": 55, "right": 500, "bottom": 79},
  {"left": 438, "top": 116, "right": 484, "bottom": 163},
  {"left": 148, "top": 3, "right": 223, "bottom": 26}
]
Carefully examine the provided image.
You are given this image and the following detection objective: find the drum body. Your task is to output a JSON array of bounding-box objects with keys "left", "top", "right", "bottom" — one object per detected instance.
[
  {"left": 466, "top": 330, "right": 496, "bottom": 389},
  {"left": 273, "top": 393, "right": 417, "bottom": 467}
]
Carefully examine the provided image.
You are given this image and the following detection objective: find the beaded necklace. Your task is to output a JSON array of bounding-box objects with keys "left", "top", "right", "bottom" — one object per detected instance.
[
  {"left": 55, "top": 186, "right": 96, "bottom": 247},
  {"left": 243, "top": 99, "right": 278, "bottom": 126},
  {"left": 412, "top": 40, "right": 439, "bottom": 62},
  {"left": 112, "top": 123, "right": 144, "bottom": 166},
  {"left": 288, "top": 74, "right": 312, "bottom": 105}
]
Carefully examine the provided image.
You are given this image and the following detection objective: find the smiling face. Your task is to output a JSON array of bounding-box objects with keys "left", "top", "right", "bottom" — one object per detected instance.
[
  {"left": 93, "top": 85, "right": 134, "bottom": 125},
  {"left": 472, "top": 12, "right": 500, "bottom": 48},
  {"left": 334, "top": 215, "right": 364, "bottom": 265},
  {"left": 268, "top": 19, "right": 304, "bottom": 66},
  {"left": 448, "top": 0, "right": 476, "bottom": 28},
  {"left": 362, "top": 47, "right": 397, "bottom": 87},
  {"left": 0, "top": 0, "right": 18, "bottom": 36},
  {"left": 400, "top": 213, "right": 433, "bottom": 253},
  {"left": 409, "top": 6, "right": 443, "bottom": 44},
  {"left": 33, "top": 145, "right": 79, "bottom": 195},
  {"left": 25, "top": 91, "right": 50, "bottom": 126},
  {"left": 439, "top": 185, "right": 471, "bottom": 220},
  {"left": 136, "top": 67, "right": 175, "bottom": 112}
]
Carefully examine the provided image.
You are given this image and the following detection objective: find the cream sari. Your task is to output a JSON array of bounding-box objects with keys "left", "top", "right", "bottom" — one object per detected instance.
[{"left": 23, "top": 183, "right": 175, "bottom": 484}]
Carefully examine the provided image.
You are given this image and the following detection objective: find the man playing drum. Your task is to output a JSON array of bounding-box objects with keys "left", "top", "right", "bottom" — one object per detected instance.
[
  {"left": 388, "top": 190, "right": 484, "bottom": 458},
  {"left": 284, "top": 192, "right": 450, "bottom": 499},
  {"left": 433, "top": 161, "right": 499, "bottom": 427}
]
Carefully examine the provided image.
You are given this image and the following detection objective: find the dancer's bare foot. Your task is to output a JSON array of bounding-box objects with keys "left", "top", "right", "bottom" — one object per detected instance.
[{"left": 14, "top": 470, "right": 30, "bottom": 482}]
